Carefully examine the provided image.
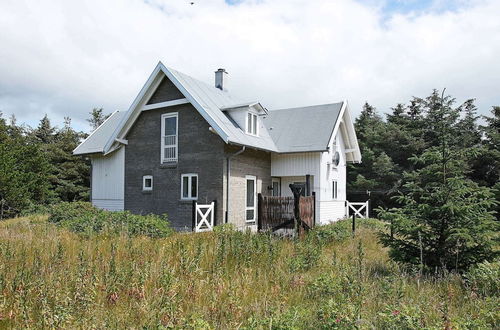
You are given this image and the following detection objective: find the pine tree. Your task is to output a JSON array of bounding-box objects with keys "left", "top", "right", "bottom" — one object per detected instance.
[
  {"left": 33, "top": 114, "right": 56, "bottom": 144},
  {"left": 0, "top": 113, "right": 52, "bottom": 218},
  {"left": 87, "top": 107, "right": 110, "bottom": 131},
  {"left": 379, "top": 93, "right": 499, "bottom": 271}
]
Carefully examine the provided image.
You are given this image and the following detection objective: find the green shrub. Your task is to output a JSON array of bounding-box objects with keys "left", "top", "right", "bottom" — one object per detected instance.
[
  {"left": 289, "top": 239, "right": 321, "bottom": 272},
  {"left": 465, "top": 261, "right": 500, "bottom": 296},
  {"left": 48, "top": 201, "right": 99, "bottom": 224},
  {"left": 310, "top": 218, "right": 384, "bottom": 245},
  {"left": 311, "top": 221, "right": 351, "bottom": 245},
  {"left": 376, "top": 304, "right": 424, "bottom": 329},
  {"left": 47, "top": 202, "right": 173, "bottom": 238},
  {"left": 19, "top": 203, "right": 51, "bottom": 216}
]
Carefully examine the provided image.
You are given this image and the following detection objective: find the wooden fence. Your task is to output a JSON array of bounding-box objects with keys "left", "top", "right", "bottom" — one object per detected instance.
[{"left": 257, "top": 193, "right": 315, "bottom": 234}]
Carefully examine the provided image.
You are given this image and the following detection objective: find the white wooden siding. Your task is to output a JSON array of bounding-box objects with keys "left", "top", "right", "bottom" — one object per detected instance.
[
  {"left": 271, "top": 152, "right": 321, "bottom": 177},
  {"left": 91, "top": 147, "right": 124, "bottom": 210},
  {"left": 317, "top": 129, "right": 347, "bottom": 221},
  {"left": 319, "top": 200, "right": 346, "bottom": 224},
  {"left": 92, "top": 199, "right": 124, "bottom": 211}
]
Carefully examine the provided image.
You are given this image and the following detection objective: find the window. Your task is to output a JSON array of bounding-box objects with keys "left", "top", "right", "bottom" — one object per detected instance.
[
  {"left": 246, "top": 175, "right": 256, "bottom": 222},
  {"left": 181, "top": 174, "right": 198, "bottom": 200},
  {"left": 272, "top": 178, "right": 280, "bottom": 197},
  {"left": 161, "top": 113, "right": 178, "bottom": 163},
  {"left": 246, "top": 112, "right": 258, "bottom": 136},
  {"left": 332, "top": 180, "right": 338, "bottom": 199},
  {"left": 143, "top": 175, "right": 153, "bottom": 191}
]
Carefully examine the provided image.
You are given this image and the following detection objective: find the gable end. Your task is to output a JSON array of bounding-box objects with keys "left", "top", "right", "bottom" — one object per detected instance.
[{"left": 147, "top": 77, "right": 185, "bottom": 104}]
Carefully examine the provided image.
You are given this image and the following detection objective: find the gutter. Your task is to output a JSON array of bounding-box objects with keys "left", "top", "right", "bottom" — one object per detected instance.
[{"left": 225, "top": 146, "right": 246, "bottom": 223}]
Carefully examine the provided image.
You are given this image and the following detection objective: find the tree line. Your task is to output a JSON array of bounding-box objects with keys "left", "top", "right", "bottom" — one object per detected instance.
[
  {"left": 348, "top": 90, "right": 499, "bottom": 211},
  {"left": 348, "top": 89, "right": 499, "bottom": 270},
  {"left": 0, "top": 108, "right": 109, "bottom": 218}
]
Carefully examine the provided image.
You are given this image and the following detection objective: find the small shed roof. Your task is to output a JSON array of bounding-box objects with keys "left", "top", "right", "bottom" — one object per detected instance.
[
  {"left": 73, "top": 111, "right": 125, "bottom": 155},
  {"left": 262, "top": 102, "right": 343, "bottom": 153}
]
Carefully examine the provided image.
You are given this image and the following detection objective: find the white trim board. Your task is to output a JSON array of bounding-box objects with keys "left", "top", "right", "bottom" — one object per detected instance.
[{"left": 142, "top": 98, "right": 189, "bottom": 111}]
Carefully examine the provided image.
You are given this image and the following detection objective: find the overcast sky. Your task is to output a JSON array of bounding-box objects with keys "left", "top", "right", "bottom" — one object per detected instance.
[{"left": 0, "top": 0, "right": 499, "bottom": 132}]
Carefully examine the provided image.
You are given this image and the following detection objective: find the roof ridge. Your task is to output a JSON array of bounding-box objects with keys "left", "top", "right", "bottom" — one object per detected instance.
[{"left": 269, "top": 101, "right": 344, "bottom": 112}]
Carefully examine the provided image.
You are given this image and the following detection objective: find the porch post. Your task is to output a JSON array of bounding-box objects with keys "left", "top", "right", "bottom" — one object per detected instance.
[{"left": 305, "top": 174, "right": 311, "bottom": 196}]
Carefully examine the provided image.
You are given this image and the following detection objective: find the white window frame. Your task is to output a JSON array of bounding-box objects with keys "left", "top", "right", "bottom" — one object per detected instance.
[
  {"left": 181, "top": 173, "right": 198, "bottom": 200},
  {"left": 143, "top": 175, "right": 153, "bottom": 191},
  {"left": 332, "top": 180, "right": 338, "bottom": 200},
  {"left": 245, "top": 175, "right": 257, "bottom": 223},
  {"left": 161, "top": 112, "right": 178, "bottom": 163},
  {"left": 246, "top": 112, "right": 258, "bottom": 136}
]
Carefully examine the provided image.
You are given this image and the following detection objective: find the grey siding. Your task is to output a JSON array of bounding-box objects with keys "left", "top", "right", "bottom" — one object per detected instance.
[
  {"left": 224, "top": 145, "right": 271, "bottom": 229},
  {"left": 124, "top": 103, "right": 225, "bottom": 230},
  {"left": 146, "top": 77, "right": 185, "bottom": 104}
]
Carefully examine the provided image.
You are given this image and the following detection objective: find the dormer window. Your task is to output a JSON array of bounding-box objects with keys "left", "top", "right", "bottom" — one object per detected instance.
[{"left": 247, "top": 112, "right": 258, "bottom": 136}]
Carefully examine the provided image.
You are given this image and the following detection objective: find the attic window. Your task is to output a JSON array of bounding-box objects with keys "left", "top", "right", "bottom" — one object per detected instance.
[{"left": 246, "top": 112, "right": 258, "bottom": 136}]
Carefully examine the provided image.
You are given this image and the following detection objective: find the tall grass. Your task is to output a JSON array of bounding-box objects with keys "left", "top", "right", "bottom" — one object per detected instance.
[{"left": 0, "top": 216, "right": 498, "bottom": 328}]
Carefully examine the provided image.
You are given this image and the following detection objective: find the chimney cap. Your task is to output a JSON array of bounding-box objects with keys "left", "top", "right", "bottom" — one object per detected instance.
[{"left": 215, "top": 68, "right": 228, "bottom": 73}]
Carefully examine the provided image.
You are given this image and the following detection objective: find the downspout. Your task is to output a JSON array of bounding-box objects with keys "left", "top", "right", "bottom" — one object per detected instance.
[{"left": 225, "top": 146, "right": 246, "bottom": 223}]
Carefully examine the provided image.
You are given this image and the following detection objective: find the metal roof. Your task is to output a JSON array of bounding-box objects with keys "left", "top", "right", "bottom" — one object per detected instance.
[
  {"left": 262, "top": 102, "right": 344, "bottom": 153},
  {"left": 166, "top": 66, "right": 278, "bottom": 152},
  {"left": 73, "top": 63, "right": 357, "bottom": 157},
  {"left": 73, "top": 111, "right": 125, "bottom": 155}
]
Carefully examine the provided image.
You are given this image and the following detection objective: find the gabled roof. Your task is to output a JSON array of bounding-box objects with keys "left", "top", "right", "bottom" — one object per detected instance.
[
  {"left": 73, "top": 62, "right": 360, "bottom": 162},
  {"left": 73, "top": 111, "right": 125, "bottom": 155},
  {"left": 263, "top": 102, "right": 343, "bottom": 153},
  {"left": 95, "top": 62, "right": 277, "bottom": 154}
]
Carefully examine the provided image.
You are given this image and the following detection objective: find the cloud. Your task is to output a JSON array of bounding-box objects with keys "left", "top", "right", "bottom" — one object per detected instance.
[{"left": 0, "top": 0, "right": 499, "bottom": 132}]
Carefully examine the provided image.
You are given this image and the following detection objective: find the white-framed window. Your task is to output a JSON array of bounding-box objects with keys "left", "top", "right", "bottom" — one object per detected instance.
[
  {"left": 181, "top": 174, "right": 198, "bottom": 200},
  {"left": 161, "top": 112, "right": 178, "bottom": 163},
  {"left": 332, "top": 180, "right": 338, "bottom": 200},
  {"left": 245, "top": 175, "right": 257, "bottom": 222},
  {"left": 143, "top": 175, "right": 153, "bottom": 191},
  {"left": 246, "top": 112, "right": 258, "bottom": 136}
]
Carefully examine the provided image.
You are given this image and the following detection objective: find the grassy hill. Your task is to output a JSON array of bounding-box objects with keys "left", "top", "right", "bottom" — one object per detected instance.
[{"left": 0, "top": 216, "right": 498, "bottom": 329}]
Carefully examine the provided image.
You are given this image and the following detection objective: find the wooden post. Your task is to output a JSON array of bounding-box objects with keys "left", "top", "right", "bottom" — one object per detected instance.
[
  {"left": 212, "top": 200, "right": 217, "bottom": 227},
  {"left": 257, "top": 193, "right": 263, "bottom": 231},
  {"left": 390, "top": 218, "right": 394, "bottom": 240},
  {"left": 305, "top": 174, "right": 311, "bottom": 196},
  {"left": 312, "top": 191, "right": 316, "bottom": 226},
  {"left": 192, "top": 200, "right": 196, "bottom": 231},
  {"left": 352, "top": 213, "right": 356, "bottom": 235},
  {"left": 289, "top": 184, "right": 301, "bottom": 238}
]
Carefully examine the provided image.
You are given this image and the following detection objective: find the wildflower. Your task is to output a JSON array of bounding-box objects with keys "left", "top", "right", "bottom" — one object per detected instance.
[
  {"left": 336, "top": 318, "right": 341, "bottom": 323},
  {"left": 392, "top": 310, "right": 400, "bottom": 316}
]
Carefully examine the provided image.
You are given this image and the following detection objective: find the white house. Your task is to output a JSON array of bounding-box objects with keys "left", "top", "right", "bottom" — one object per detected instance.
[{"left": 74, "top": 62, "right": 361, "bottom": 230}]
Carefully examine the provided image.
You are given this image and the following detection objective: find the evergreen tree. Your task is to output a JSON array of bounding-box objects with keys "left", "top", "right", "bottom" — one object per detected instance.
[
  {"left": 379, "top": 93, "right": 499, "bottom": 271},
  {"left": 0, "top": 113, "right": 52, "bottom": 218},
  {"left": 27, "top": 115, "right": 90, "bottom": 203},
  {"left": 87, "top": 107, "right": 110, "bottom": 131},
  {"left": 33, "top": 114, "right": 56, "bottom": 144}
]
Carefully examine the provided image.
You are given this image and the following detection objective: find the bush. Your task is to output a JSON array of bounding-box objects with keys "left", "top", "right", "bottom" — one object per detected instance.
[
  {"left": 289, "top": 238, "right": 321, "bottom": 272},
  {"left": 465, "top": 261, "right": 500, "bottom": 296},
  {"left": 311, "top": 221, "right": 352, "bottom": 245},
  {"left": 311, "top": 218, "right": 384, "bottom": 245},
  {"left": 48, "top": 201, "right": 98, "bottom": 224},
  {"left": 47, "top": 202, "right": 173, "bottom": 238}
]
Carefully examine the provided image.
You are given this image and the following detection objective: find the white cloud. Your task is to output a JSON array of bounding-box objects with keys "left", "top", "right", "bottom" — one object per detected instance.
[{"left": 0, "top": 0, "right": 499, "bottom": 132}]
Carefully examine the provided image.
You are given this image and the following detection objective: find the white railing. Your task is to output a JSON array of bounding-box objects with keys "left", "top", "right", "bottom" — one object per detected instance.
[
  {"left": 163, "top": 135, "right": 177, "bottom": 162},
  {"left": 195, "top": 202, "right": 215, "bottom": 232},
  {"left": 346, "top": 201, "right": 369, "bottom": 218}
]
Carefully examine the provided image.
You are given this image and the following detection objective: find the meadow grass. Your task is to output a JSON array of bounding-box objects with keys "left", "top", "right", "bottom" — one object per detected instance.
[{"left": 0, "top": 216, "right": 498, "bottom": 329}]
